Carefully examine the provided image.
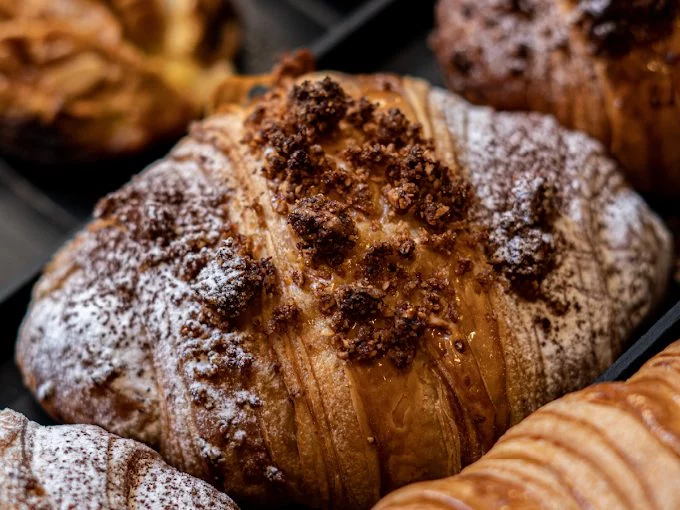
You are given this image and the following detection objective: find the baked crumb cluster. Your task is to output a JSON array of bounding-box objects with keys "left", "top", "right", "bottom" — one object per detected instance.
[
  {"left": 86, "top": 72, "right": 567, "bottom": 372},
  {"left": 95, "top": 166, "right": 276, "bottom": 332},
  {"left": 242, "top": 75, "right": 492, "bottom": 367},
  {"left": 486, "top": 172, "right": 561, "bottom": 301},
  {"left": 242, "top": 76, "right": 473, "bottom": 230}
]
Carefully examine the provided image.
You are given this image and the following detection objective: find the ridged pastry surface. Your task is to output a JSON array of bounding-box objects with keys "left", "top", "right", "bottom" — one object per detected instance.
[
  {"left": 16, "top": 71, "right": 672, "bottom": 508},
  {"left": 431, "top": 0, "right": 680, "bottom": 194},
  {"left": 0, "top": 409, "right": 238, "bottom": 509},
  {"left": 374, "top": 339, "right": 680, "bottom": 510}
]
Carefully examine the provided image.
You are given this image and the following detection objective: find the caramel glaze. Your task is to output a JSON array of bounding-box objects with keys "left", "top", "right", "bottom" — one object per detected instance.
[
  {"left": 16, "top": 69, "right": 672, "bottom": 510},
  {"left": 374, "top": 340, "right": 680, "bottom": 510}
]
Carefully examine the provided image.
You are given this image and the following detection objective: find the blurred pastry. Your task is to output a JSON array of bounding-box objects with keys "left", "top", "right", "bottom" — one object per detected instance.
[
  {"left": 0, "top": 0, "right": 239, "bottom": 163},
  {"left": 431, "top": 0, "right": 680, "bottom": 195}
]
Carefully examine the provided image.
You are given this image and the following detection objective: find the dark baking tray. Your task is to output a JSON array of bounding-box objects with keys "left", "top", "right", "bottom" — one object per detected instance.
[{"left": 0, "top": 0, "right": 677, "bottom": 431}]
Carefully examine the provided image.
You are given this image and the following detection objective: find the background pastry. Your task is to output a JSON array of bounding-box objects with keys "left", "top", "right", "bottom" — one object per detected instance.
[
  {"left": 16, "top": 69, "right": 672, "bottom": 509},
  {"left": 0, "top": 0, "right": 238, "bottom": 163},
  {"left": 374, "top": 338, "right": 680, "bottom": 510},
  {"left": 431, "top": 0, "right": 680, "bottom": 195},
  {"left": 0, "top": 408, "right": 239, "bottom": 509}
]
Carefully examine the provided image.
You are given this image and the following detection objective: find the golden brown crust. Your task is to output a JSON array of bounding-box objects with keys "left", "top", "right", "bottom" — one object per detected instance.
[
  {"left": 16, "top": 72, "right": 672, "bottom": 509},
  {"left": 374, "top": 339, "right": 680, "bottom": 510},
  {"left": 431, "top": 0, "right": 680, "bottom": 194},
  {"left": 0, "top": 0, "right": 238, "bottom": 163}
]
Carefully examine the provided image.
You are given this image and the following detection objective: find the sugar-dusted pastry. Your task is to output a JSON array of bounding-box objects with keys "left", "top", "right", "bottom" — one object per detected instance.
[
  {"left": 17, "top": 67, "right": 672, "bottom": 508},
  {"left": 431, "top": 0, "right": 680, "bottom": 194},
  {"left": 0, "top": 408, "right": 239, "bottom": 509}
]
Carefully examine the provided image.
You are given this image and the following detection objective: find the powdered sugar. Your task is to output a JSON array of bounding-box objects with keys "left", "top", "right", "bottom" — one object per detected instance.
[
  {"left": 432, "top": 86, "right": 672, "bottom": 401},
  {"left": 0, "top": 409, "right": 237, "bottom": 509}
]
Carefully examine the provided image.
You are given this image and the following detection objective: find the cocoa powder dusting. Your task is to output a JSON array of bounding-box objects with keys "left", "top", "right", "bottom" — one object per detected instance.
[
  {"left": 192, "top": 239, "right": 272, "bottom": 323},
  {"left": 486, "top": 175, "right": 562, "bottom": 301}
]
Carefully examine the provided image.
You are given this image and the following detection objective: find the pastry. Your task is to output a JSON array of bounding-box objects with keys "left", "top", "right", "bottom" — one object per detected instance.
[
  {"left": 16, "top": 67, "right": 672, "bottom": 508},
  {"left": 0, "top": 0, "right": 238, "bottom": 163},
  {"left": 375, "top": 338, "right": 680, "bottom": 509},
  {"left": 431, "top": 0, "right": 680, "bottom": 194},
  {"left": 0, "top": 408, "right": 238, "bottom": 509}
]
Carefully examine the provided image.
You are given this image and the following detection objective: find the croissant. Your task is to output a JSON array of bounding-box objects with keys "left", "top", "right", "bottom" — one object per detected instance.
[
  {"left": 374, "top": 338, "right": 680, "bottom": 509},
  {"left": 0, "top": 408, "right": 239, "bottom": 508},
  {"left": 0, "top": 0, "right": 238, "bottom": 163},
  {"left": 431, "top": 0, "right": 680, "bottom": 195},
  {"left": 16, "top": 69, "right": 672, "bottom": 509}
]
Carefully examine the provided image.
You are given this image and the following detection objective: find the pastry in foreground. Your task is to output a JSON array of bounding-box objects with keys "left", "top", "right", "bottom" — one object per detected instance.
[
  {"left": 374, "top": 338, "right": 680, "bottom": 510},
  {"left": 0, "top": 0, "right": 238, "bottom": 163},
  {"left": 17, "top": 67, "right": 672, "bottom": 509},
  {"left": 431, "top": 0, "right": 680, "bottom": 195},
  {"left": 0, "top": 408, "right": 238, "bottom": 509}
]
